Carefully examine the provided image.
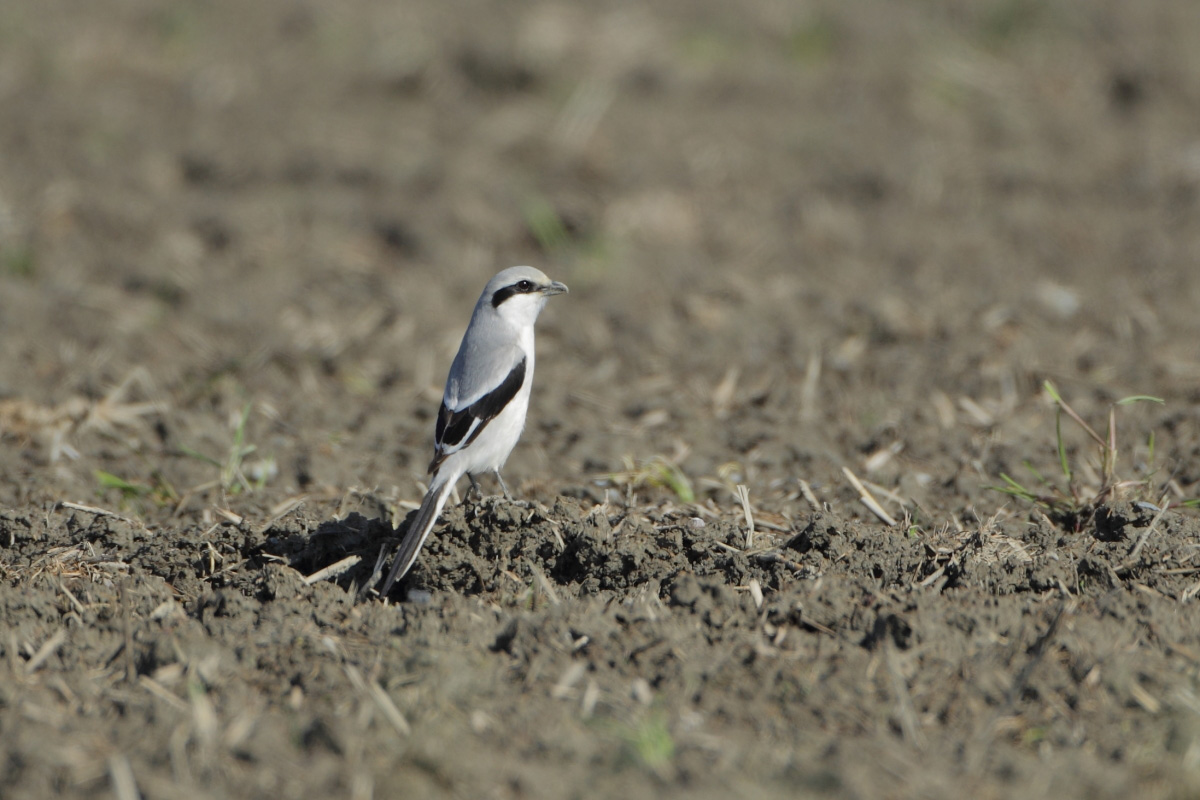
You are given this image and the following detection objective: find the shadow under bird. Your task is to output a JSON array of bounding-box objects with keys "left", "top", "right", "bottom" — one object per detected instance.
[{"left": 377, "top": 266, "right": 568, "bottom": 597}]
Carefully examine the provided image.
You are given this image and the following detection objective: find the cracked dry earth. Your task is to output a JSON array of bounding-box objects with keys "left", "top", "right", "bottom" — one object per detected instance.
[{"left": 3, "top": 1, "right": 1200, "bottom": 798}]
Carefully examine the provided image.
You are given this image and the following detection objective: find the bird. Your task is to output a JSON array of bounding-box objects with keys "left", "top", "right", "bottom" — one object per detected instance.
[{"left": 378, "top": 266, "right": 568, "bottom": 597}]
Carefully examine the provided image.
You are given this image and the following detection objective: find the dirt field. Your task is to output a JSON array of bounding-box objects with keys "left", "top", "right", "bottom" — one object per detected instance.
[{"left": 3, "top": 1, "right": 1200, "bottom": 798}]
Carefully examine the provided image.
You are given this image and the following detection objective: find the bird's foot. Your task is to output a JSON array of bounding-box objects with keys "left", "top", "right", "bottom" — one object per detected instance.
[
  {"left": 461, "top": 475, "right": 483, "bottom": 506},
  {"left": 494, "top": 471, "right": 515, "bottom": 503},
  {"left": 479, "top": 494, "right": 531, "bottom": 511}
]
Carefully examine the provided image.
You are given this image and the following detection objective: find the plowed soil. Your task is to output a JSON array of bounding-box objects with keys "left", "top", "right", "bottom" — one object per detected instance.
[{"left": 3, "top": 2, "right": 1200, "bottom": 798}]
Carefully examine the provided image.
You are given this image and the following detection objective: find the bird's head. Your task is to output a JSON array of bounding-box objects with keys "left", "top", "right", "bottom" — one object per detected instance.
[{"left": 484, "top": 266, "right": 569, "bottom": 328}]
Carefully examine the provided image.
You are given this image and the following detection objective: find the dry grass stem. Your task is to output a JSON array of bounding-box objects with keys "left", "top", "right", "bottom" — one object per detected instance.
[
  {"left": 581, "top": 679, "right": 600, "bottom": 719},
  {"left": 58, "top": 501, "right": 134, "bottom": 525},
  {"left": 16, "top": 542, "right": 122, "bottom": 584},
  {"left": 552, "top": 662, "right": 588, "bottom": 700},
  {"left": 530, "top": 565, "right": 561, "bottom": 606},
  {"left": 843, "top": 467, "right": 898, "bottom": 527},
  {"left": 1117, "top": 495, "right": 1171, "bottom": 576},
  {"left": 257, "top": 495, "right": 308, "bottom": 534},
  {"left": 712, "top": 366, "right": 739, "bottom": 419},
  {"left": 0, "top": 368, "right": 163, "bottom": 462},
  {"left": 189, "top": 685, "right": 219, "bottom": 747},
  {"left": 213, "top": 507, "right": 243, "bottom": 525},
  {"left": 25, "top": 629, "right": 66, "bottom": 674},
  {"left": 798, "top": 479, "right": 821, "bottom": 511},
  {"left": 107, "top": 754, "right": 141, "bottom": 800},
  {"left": 930, "top": 391, "right": 957, "bottom": 429},
  {"left": 800, "top": 350, "right": 821, "bottom": 423},
  {"left": 958, "top": 396, "right": 995, "bottom": 427},
  {"left": 863, "top": 442, "right": 903, "bottom": 473},
  {"left": 748, "top": 578, "right": 763, "bottom": 610},
  {"left": 755, "top": 551, "right": 808, "bottom": 573},
  {"left": 344, "top": 663, "right": 411, "bottom": 736},
  {"left": 57, "top": 582, "right": 86, "bottom": 615},
  {"left": 368, "top": 678, "right": 412, "bottom": 737},
  {"left": 735, "top": 484, "right": 755, "bottom": 549},
  {"left": 303, "top": 556, "right": 362, "bottom": 586},
  {"left": 1129, "top": 682, "right": 1162, "bottom": 714},
  {"left": 1180, "top": 581, "right": 1200, "bottom": 604},
  {"left": 861, "top": 478, "right": 907, "bottom": 508},
  {"left": 752, "top": 515, "right": 790, "bottom": 533},
  {"left": 139, "top": 676, "right": 189, "bottom": 712}
]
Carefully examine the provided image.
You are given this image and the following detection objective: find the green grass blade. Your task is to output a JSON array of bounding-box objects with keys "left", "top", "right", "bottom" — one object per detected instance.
[
  {"left": 1000, "top": 473, "right": 1027, "bottom": 492},
  {"left": 232, "top": 401, "right": 251, "bottom": 451},
  {"left": 992, "top": 473, "right": 1039, "bottom": 502},
  {"left": 1022, "top": 459, "right": 1046, "bottom": 485},
  {"left": 94, "top": 470, "right": 150, "bottom": 496},
  {"left": 1055, "top": 410, "right": 1070, "bottom": 480},
  {"left": 178, "top": 445, "right": 222, "bottom": 467},
  {"left": 1115, "top": 395, "right": 1164, "bottom": 406},
  {"left": 1042, "top": 380, "right": 1064, "bottom": 405},
  {"left": 652, "top": 461, "right": 695, "bottom": 503}
]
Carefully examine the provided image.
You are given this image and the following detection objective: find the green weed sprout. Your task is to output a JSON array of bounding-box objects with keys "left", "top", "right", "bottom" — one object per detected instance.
[
  {"left": 609, "top": 456, "right": 695, "bottom": 503},
  {"left": 989, "top": 380, "right": 1173, "bottom": 527},
  {"left": 179, "top": 402, "right": 269, "bottom": 494}
]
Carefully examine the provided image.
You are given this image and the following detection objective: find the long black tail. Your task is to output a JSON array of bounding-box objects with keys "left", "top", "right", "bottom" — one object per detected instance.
[{"left": 379, "top": 471, "right": 457, "bottom": 597}]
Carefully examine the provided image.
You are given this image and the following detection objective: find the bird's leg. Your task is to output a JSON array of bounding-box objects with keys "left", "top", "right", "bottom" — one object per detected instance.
[
  {"left": 494, "top": 470, "right": 514, "bottom": 503},
  {"left": 464, "top": 473, "right": 482, "bottom": 505}
]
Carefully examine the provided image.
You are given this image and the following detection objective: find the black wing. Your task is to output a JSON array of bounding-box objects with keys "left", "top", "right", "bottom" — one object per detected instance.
[{"left": 429, "top": 356, "right": 526, "bottom": 473}]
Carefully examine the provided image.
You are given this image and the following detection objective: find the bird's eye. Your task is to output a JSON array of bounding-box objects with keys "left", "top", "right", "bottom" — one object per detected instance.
[{"left": 517, "top": 280, "right": 534, "bottom": 291}]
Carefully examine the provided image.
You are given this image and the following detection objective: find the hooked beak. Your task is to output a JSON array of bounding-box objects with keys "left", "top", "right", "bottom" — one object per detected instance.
[{"left": 542, "top": 280, "right": 569, "bottom": 296}]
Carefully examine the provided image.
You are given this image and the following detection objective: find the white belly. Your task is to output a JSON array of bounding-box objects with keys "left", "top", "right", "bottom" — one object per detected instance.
[{"left": 444, "top": 361, "right": 533, "bottom": 478}]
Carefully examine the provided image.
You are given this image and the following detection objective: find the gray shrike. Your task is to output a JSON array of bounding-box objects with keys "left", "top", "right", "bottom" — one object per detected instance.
[{"left": 379, "top": 266, "right": 568, "bottom": 596}]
